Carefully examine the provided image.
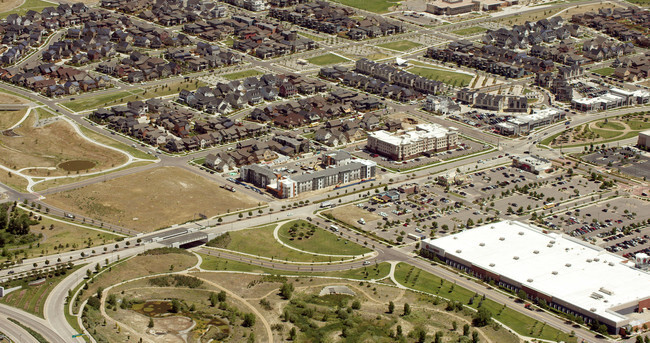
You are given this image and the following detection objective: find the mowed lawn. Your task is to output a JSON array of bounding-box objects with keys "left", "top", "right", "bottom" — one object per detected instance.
[
  {"left": 376, "top": 40, "right": 423, "bottom": 52},
  {"left": 199, "top": 254, "right": 391, "bottom": 280},
  {"left": 223, "top": 69, "right": 264, "bottom": 80},
  {"left": 307, "top": 53, "right": 349, "bottom": 66},
  {"left": 407, "top": 67, "right": 474, "bottom": 87},
  {"left": 222, "top": 223, "right": 350, "bottom": 262},
  {"left": 394, "top": 263, "right": 577, "bottom": 343},
  {"left": 330, "top": 0, "right": 399, "bottom": 13},
  {"left": 276, "top": 220, "right": 371, "bottom": 256},
  {"left": 452, "top": 26, "right": 487, "bottom": 36},
  {"left": 44, "top": 167, "right": 262, "bottom": 232},
  {"left": 0, "top": 112, "right": 127, "bottom": 177},
  {"left": 591, "top": 67, "right": 615, "bottom": 77}
]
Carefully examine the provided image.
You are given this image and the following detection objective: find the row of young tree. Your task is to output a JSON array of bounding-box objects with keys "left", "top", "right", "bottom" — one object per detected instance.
[{"left": 0, "top": 203, "right": 39, "bottom": 248}]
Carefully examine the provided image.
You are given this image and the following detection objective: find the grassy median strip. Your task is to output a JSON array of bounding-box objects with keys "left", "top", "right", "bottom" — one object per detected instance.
[{"left": 7, "top": 318, "right": 49, "bottom": 343}]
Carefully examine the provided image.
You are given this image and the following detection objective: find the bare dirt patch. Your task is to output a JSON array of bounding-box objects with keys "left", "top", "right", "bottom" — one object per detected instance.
[
  {"left": 323, "top": 204, "right": 381, "bottom": 229},
  {"left": 44, "top": 167, "right": 262, "bottom": 231}
]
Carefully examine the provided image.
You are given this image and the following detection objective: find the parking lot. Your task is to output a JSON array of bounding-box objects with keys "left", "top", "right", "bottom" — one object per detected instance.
[
  {"left": 582, "top": 147, "right": 650, "bottom": 179},
  {"left": 542, "top": 196, "right": 650, "bottom": 257}
]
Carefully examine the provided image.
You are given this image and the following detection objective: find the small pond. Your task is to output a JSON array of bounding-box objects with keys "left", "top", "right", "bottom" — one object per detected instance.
[{"left": 58, "top": 160, "right": 95, "bottom": 172}]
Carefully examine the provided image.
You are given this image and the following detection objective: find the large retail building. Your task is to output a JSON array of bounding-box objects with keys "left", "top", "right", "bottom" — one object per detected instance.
[{"left": 421, "top": 221, "right": 650, "bottom": 334}]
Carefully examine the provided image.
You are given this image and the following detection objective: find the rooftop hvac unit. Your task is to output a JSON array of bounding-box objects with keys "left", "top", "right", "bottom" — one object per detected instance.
[
  {"left": 527, "top": 278, "right": 533, "bottom": 283},
  {"left": 552, "top": 271, "right": 558, "bottom": 275},
  {"left": 547, "top": 244, "right": 553, "bottom": 248},
  {"left": 594, "top": 257, "right": 600, "bottom": 262},
  {"left": 479, "top": 242, "right": 485, "bottom": 247},
  {"left": 599, "top": 287, "right": 613, "bottom": 295},
  {"left": 550, "top": 240, "right": 556, "bottom": 244},
  {"left": 518, "top": 231, "right": 524, "bottom": 235},
  {"left": 453, "top": 236, "right": 458, "bottom": 239},
  {"left": 533, "top": 250, "right": 539, "bottom": 254},
  {"left": 499, "top": 237, "right": 505, "bottom": 241},
  {"left": 590, "top": 308, "right": 597, "bottom": 312},
  {"left": 565, "top": 263, "right": 571, "bottom": 267},
  {"left": 513, "top": 256, "right": 519, "bottom": 260},
  {"left": 489, "top": 263, "right": 495, "bottom": 267},
  {"left": 608, "top": 262, "right": 615, "bottom": 266},
  {"left": 456, "top": 249, "right": 462, "bottom": 253},
  {"left": 490, "top": 226, "right": 495, "bottom": 229},
  {"left": 587, "top": 259, "right": 593, "bottom": 263}
]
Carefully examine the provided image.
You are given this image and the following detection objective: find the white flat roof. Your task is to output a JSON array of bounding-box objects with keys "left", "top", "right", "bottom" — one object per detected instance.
[
  {"left": 369, "top": 123, "right": 455, "bottom": 146},
  {"left": 424, "top": 221, "right": 650, "bottom": 325}
]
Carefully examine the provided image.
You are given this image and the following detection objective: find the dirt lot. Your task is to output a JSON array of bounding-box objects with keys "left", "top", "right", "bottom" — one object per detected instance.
[
  {"left": 44, "top": 167, "right": 262, "bottom": 231},
  {"left": 0, "top": 114, "right": 126, "bottom": 177},
  {"left": 324, "top": 204, "right": 381, "bottom": 229},
  {"left": 0, "top": 92, "right": 29, "bottom": 104}
]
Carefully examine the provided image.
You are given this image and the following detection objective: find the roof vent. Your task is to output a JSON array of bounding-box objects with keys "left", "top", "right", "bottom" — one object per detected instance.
[
  {"left": 453, "top": 236, "right": 458, "bottom": 239},
  {"left": 590, "top": 308, "right": 597, "bottom": 312},
  {"left": 499, "top": 237, "right": 505, "bottom": 241},
  {"left": 586, "top": 259, "right": 593, "bottom": 263},
  {"left": 489, "top": 263, "right": 495, "bottom": 267},
  {"left": 547, "top": 244, "right": 553, "bottom": 248},
  {"left": 479, "top": 242, "right": 485, "bottom": 247},
  {"left": 518, "top": 231, "right": 524, "bottom": 235},
  {"left": 533, "top": 250, "right": 539, "bottom": 254},
  {"left": 550, "top": 240, "right": 556, "bottom": 244},
  {"left": 527, "top": 278, "right": 533, "bottom": 283},
  {"left": 565, "top": 263, "right": 571, "bottom": 267},
  {"left": 608, "top": 262, "right": 614, "bottom": 266},
  {"left": 599, "top": 287, "right": 613, "bottom": 295},
  {"left": 552, "top": 271, "right": 558, "bottom": 275},
  {"left": 513, "top": 256, "right": 519, "bottom": 260},
  {"left": 490, "top": 226, "right": 495, "bottom": 229},
  {"left": 594, "top": 257, "right": 600, "bottom": 262},
  {"left": 456, "top": 249, "right": 462, "bottom": 253}
]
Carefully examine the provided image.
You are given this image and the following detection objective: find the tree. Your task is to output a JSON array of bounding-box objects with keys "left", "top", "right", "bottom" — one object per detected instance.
[
  {"left": 289, "top": 327, "right": 297, "bottom": 340},
  {"left": 243, "top": 313, "right": 256, "bottom": 327},
  {"left": 388, "top": 301, "right": 395, "bottom": 314},
  {"left": 417, "top": 327, "right": 427, "bottom": 343},
  {"left": 517, "top": 289, "right": 527, "bottom": 301},
  {"left": 96, "top": 287, "right": 104, "bottom": 300},
  {"left": 472, "top": 331, "right": 480, "bottom": 343},
  {"left": 217, "top": 290, "right": 227, "bottom": 302},
  {"left": 148, "top": 317, "right": 154, "bottom": 328},
  {"left": 403, "top": 303, "right": 411, "bottom": 316},
  {"left": 472, "top": 307, "right": 492, "bottom": 327},
  {"left": 171, "top": 299, "right": 181, "bottom": 313},
  {"left": 280, "top": 283, "right": 294, "bottom": 300},
  {"left": 434, "top": 331, "right": 443, "bottom": 343},
  {"left": 452, "top": 321, "right": 458, "bottom": 331},
  {"left": 351, "top": 300, "right": 360, "bottom": 310},
  {"left": 209, "top": 292, "right": 219, "bottom": 307},
  {"left": 463, "top": 323, "right": 470, "bottom": 336}
]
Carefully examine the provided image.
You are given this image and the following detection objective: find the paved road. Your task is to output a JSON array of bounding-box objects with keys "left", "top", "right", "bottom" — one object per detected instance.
[
  {"left": 0, "top": 315, "right": 39, "bottom": 343},
  {"left": 0, "top": 304, "right": 66, "bottom": 343}
]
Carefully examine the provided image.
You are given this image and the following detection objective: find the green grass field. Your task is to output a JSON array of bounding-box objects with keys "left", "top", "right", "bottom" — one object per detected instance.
[
  {"left": 625, "top": 120, "right": 650, "bottom": 131},
  {"left": 451, "top": 26, "right": 488, "bottom": 36},
  {"left": 199, "top": 254, "right": 391, "bottom": 280},
  {"left": 298, "top": 31, "right": 326, "bottom": 42},
  {"left": 61, "top": 90, "right": 143, "bottom": 113},
  {"left": 330, "top": 0, "right": 399, "bottom": 13},
  {"left": 595, "top": 121, "right": 625, "bottom": 130},
  {"left": 222, "top": 69, "right": 264, "bottom": 80},
  {"left": 394, "top": 263, "right": 577, "bottom": 343},
  {"left": 0, "top": 0, "right": 53, "bottom": 18},
  {"left": 307, "top": 53, "right": 349, "bottom": 66},
  {"left": 376, "top": 40, "right": 423, "bottom": 52},
  {"left": 277, "top": 220, "right": 371, "bottom": 256},
  {"left": 219, "top": 224, "right": 348, "bottom": 262},
  {"left": 591, "top": 67, "right": 615, "bottom": 77},
  {"left": 407, "top": 67, "right": 474, "bottom": 87}
]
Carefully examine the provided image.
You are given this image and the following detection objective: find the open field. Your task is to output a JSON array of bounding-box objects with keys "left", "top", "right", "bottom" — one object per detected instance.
[
  {"left": 298, "top": 31, "right": 325, "bottom": 41},
  {"left": 74, "top": 249, "right": 197, "bottom": 313},
  {"left": 276, "top": 220, "right": 371, "bottom": 256},
  {"left": 592, "top": 67, "right": 615, "bottom": 77},
  {"left": 61, "top": 90, "right": 143, "bottom": 113},
  {"left": 307, "top": 53, "right": 349, "bottom": 66},
  {"left": 339, "top": 47, "right": 394, "bottom": 61},
  {"left": 216, "top": 224, "right": 341, "bottom": 262},
  {"left": 0, "top": 92, "right": 29, "bottom": 104},
  {"left": 323, "top": 204, "right": 381, "bottom": 229},
  {"left": 78, "top": 126, "right": 157, "bottom": 160},
  {"left": 394, "top": 263, "right": 577, "bottom": 343},
  {"left": 0, "top": 113, "right": 127, "bottom": 177},
  {"left": 375, "top": 40, "right": 423, "bottom": 52},
  {"left": 0, "top": 107, "right": 28, "bottom": 130},
  {"left": 0, "top": 211, "right": 120, "bottom": 263},
  {"left": 0, "top": 170, "right": 29, "bottom": 192},
  {"left": 222, "top": 69, "right": 264, "bottom": 80},
  {"left": 407, "top": 66, "right": 473, "bottom": 87},
  {"left": 0, "top": 264, "right": 82, "bottom": 318},
  {"left": 31, "top": 161, "right": 154, "bottom": 192},
  {"left": 34, "top": 107, "right": 57, "bottom": 119},
  {"left": 330, "top": 0, "right": 399, "bottom": 13},
  {"left": 0, "top": 0, "right": 53, "bottom": 18},
  {"left": 452, "top": 26, "right": 488, "bottom": 36},
  {"left": 61, "top": 80, "right": 205, "bottom": 112},
  {"left": 200, "top": 254, "right": 391, "bottom": 279},
  {"left": 44, "top": 167, "right": 261, "bottom": 232}
]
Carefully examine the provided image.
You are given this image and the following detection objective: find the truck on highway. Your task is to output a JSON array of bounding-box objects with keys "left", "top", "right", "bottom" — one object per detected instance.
[
  {"left": 329, "top": 225, "right": 340, "bottom": 232},
  {"left": 320, "top": 201, "right": 333, "bottom": 208}
]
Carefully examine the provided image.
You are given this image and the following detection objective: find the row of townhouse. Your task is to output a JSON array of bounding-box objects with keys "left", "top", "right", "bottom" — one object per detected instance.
[
  {"left": 528, "top": 41, "right": 590, "bottom": 66},
  {"left": 482, "top": 17, "right": 580, "bottom": 49},
  {"left": 269, "top": 1, "right": 403, "bottom": 40},
  {"left": 581, "top": 37, "right": 636, "bottom": 62},
  {"left": 571, "top": 7, "right": 650, "bottom": 48},
  {"left": 312, "top": 114, "right": 380, "bottom": 147},
  {"left": 0, "top": 64, "right": 110, "bottom": 96},
  {"left": 249, "top": 91, "right": 382, "bottom": 129},
  {"left": 163, "top": 44, "right": 241, "bottom": 72},
  {"left": 456, "top": 88, "right": 528, "bottom": 113},
  {"left": 101, "top": 0, "right": 227, "bottom": 26},
  {"left": 96, "top": 51, "right": 181, "bottom": 83},
  {"left": 179, "top": 73, "right": 325, "bottom": 115},
  {"left": 611, "top": 54, "right": 650, "bottom": 82}
]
